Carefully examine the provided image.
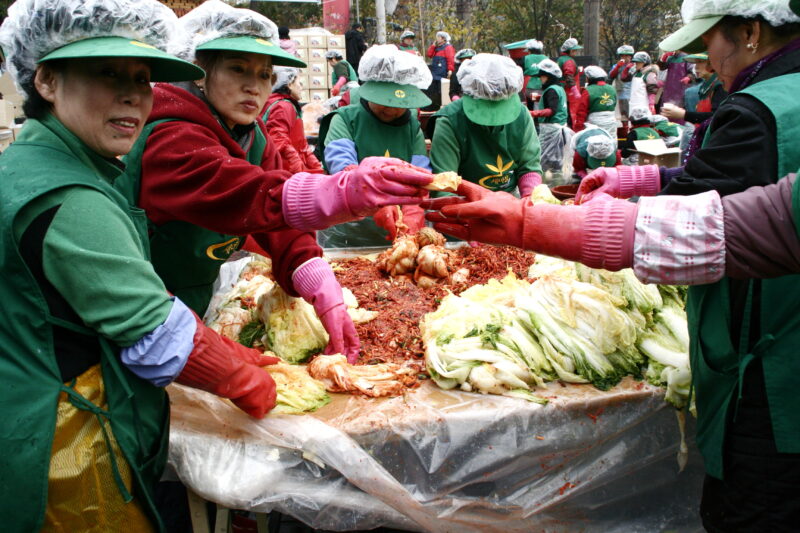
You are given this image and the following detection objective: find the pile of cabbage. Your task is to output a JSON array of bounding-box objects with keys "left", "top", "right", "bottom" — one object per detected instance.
[{"left": 421, "top": 256, "right": 691, "bottom": 409}]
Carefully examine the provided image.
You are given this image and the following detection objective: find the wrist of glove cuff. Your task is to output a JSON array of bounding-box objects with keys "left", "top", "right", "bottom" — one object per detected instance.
[
  {"left": 293, "top": 257, "right": 344, "bottom": 316},
  {"left": 617, "top": 164, "right": 661, "bottom": 198},
  {"left": 283, "top": 172, "right": 357, "bottom": 231}
]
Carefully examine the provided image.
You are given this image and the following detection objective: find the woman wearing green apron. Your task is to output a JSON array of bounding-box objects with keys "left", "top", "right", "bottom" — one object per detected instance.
[
  {"left": 431, "top": 0, "right": 800, "bottom": 528},
  {"left": 429, "top": 53, "right": 542, "bottom": 197},
  {"left": 0, "top": 0, "right": 290, "bottom": 530},
  {"left": 319, "top": 44, "right": 433, "bottom": 247},
  {"left": 120, "top": 2, "right": 434, "bottom": 362}
]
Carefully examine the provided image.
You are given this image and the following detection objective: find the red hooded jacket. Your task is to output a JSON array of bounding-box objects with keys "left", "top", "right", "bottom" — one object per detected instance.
[
  {"left": 139, "top": 83, "right": 321, "bottom": 296},
  {"left": 263, "top": 92, "right": 323, "bottom": 174}
]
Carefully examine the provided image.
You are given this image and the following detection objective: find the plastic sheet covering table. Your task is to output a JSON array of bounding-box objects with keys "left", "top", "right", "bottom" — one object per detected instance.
[{"left": 167, "top": 376, "right": 705, "bottom": 532}]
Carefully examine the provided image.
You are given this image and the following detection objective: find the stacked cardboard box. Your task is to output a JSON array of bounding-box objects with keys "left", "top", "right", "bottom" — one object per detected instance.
[{"left": 288, "top": 29, "right": 346, "bottom": 103}]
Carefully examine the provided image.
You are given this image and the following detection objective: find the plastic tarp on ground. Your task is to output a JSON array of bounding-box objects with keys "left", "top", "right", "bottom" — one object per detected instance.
[{"left": 174, "top": 253, "right": 705, "bottom": 532}]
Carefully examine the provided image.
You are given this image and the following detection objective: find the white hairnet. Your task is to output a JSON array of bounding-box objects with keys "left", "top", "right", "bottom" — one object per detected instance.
[
  {"left": 616, "top": 44, "right": 634, "bottom": 55},
  {"left": 525, "top": 39, "right": 544, "bottom": 51},
  {"left": 273, "top": 66, "right": 299, "bottom": 91},
  {"left": 457, "top": 53, "right": 523, "bottom": 100},
  {"left": 680, "top": 0, "right": 800, "bottom": 27},
  {"left": 651, "top": 114, "right": 667, "bottom": 124},
  {"left": 0, "top": 0, "right": 179, "bottom": 97},
  {"left": 584, "top": 66, "right": 607, "bottom": 80},
  {"left": 172, "top": 0, "right": 278, "bottom": 61},
  {"left": 561, "top": 37, "right": 580, "bottom": 52},
  {"left": 400, "top": 29, "right": 415, "bottom": 40},
  {"left": 536, "top": 58, "right": 562, "bottom": 79},
  {"left": 629, "top": 107, "right": 651, "bottom": 122},
  {"left": 325, "top": 50, "right": 344, "bottom": 60},
  {"left": 357, "top": 44, "right": 432, "bottom": 89},
  {"left": 436, "top": 31, "right": 451, "bottom": 42},
  {"left": 632, "top": 51, "right": 651, "bottom": 63},
  {"left": 587, "top": 135, "right": 616, "bottom": 159},
  {"left": 455, "top": 48, "right": 476, "bottom": 61}
]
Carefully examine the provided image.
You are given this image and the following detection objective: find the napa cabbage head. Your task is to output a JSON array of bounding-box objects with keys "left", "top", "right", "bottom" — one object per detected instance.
[{"left": 259, "top": 286, "right": 328, "bottom": 363}]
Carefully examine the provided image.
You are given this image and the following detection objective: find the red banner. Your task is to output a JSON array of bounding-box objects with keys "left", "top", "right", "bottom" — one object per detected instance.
[{"left": 323, "top": 0, "right": 350, "bottom": 34}]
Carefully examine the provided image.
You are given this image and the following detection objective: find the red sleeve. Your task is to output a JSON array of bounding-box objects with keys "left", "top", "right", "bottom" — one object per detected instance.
[
  {"left": 301, "top": 149, "right": 324, "bottom": 173},
  {"left": 265, "top": 102, "right": 306, "bottom": 174},
  {"left": 608, "top": 62, "right": 622, "bottom": 80},
  {"left": 140, "top": 120, "right": 291, "bottom": 233},
  {"left": 573, "top": 89, "right": 589, "bottom": 132},
  {"left": 427, "top": 44, "right": 436, "bottom": 58},
  {"left": 573, "top": 152, "right": 587, "bottom": 177},
  {"left": 446, "top": 45, "right": 456, "bottom": 73},
  {"left": 562, "top": 59, "right": 577, "bottom": 88},
  {"left": 621, "top": 63, "right": 635, "bottom": 82}
]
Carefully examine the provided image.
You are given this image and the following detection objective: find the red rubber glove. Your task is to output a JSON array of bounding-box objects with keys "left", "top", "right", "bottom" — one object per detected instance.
[
  {"left": 425, "top": 182, "right": 637, "bottom": 270},
  {"left": 530, "top": 109, "right": 552, "bottom": 118},
  {"left": 283, "top": 157, "right": 433, "bottom": 231},
  {"left": 293, "top": 258, "right": 360, "bottom": 363},
  {"left": 331, "top": 76, "right": 347, "bottom": 96},
  {"left": 373, "top": 205, "right": 426, "bottom": 240},
  {"left": 176, "top": 316, "right": 281, "bottom": 419},
  {"left": 575, "top": 164, "right": 661, "bottom": 204}
]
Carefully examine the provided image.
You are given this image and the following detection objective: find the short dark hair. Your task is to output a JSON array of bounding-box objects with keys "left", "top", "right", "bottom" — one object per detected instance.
[
  {"left": 352, "top": 23, "right": 363, "bottom": 30},
  {"left": 278, "top": 26, "right": 290, "bottom": 40}
]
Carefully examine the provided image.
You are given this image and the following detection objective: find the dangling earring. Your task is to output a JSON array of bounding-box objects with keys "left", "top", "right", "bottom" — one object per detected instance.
[{"left": 746, "top": 41, "right": 759, "bottom": 54}]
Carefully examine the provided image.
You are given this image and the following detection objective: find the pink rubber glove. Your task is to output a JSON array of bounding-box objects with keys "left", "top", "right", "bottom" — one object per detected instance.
[
  {"left": 293, "top": 257, "right": 360, "bottom": 363},
  {"left": 331, "top": 76, "right": 347, "bottom": 96},
  {"left": 282, "top": 156, "right": 433, "bottom": 231},
  {"left": 425, "top": 181, "right": 638, "bottom": 271},
  {"left": 517, "top": 172, "right": 543, "bottom": 198},
  {"left": 176, "top": 316, "right": 282, "bottom": 419},
  {"left": 575, "top": 164, "right": 661, "bottom": 204},
  {"left": 451, "top": 94, "right": 461, "bottom": 101}
]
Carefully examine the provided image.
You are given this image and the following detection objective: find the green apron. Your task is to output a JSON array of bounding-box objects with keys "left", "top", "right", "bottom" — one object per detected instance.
[
  {"left": 586, "top": 84, "right": 617, "bottom": 112},
  {"left": 118, "top": 120, "right": 265, "bottom": 315},
  {"left": 654, "top": 121, "right": 681, "bottom": 138},
  {"left": 686, "top": 73, "right": 800, "bottom": 479},
  {"left": 0, "top": 118, "right": 169, "bottom": 531},
  {"left": 330, "top": 60, "right": 358, "bottom": 86},
  {"left": 431, "top": 98, "right": 531, "bottom": 191},
  {"left": 793, "top": 172, "right": 800, "bottom": 237},
  {"left": 523, "top": 53, "right": 549, "bottom": 90},
  {"left": 540, "top": 84, "right": 568, "bottom": 125},
  {"left": 318, "top": 104, "right": 423, "bottom": 248}
]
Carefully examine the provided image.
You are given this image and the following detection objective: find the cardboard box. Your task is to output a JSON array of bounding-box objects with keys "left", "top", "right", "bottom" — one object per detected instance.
[
  {"left": 308, "top": 48, "right": 327, "bottom": 61},
  {"left": 299, "top": 89, "right": 311, "bottom": 103},
  {"left": 307, "top": 34, "right": 327, "bottom": 48},
  {"left": 288, "top": 34, "right": 308, "bottom": 49},
  {"left": 308, "top": 61, "right": 328, "bottom": 75},
  {"left": 295, "top": 74, "right": 310, "bottom": 91},
  {"left": 0, "top": 128, "right": 12, "bottom": 151},
  {"left": 326, "top": 35, "right": 345, "bottom": 48},
  {"left": 309, "top": 90, "right": 329, "bottom": 102},
  {"left": 294, "top": 47, "right": 309, "bottom": 62},
  {"left": 633, "top": 139, "right": 681, "bottom": 168},
  {"left": 308, "top": 76, "right": 328, "bottom": 89},
  {"left": 0, "top": 100, "right": 17, "bottom": 128}
]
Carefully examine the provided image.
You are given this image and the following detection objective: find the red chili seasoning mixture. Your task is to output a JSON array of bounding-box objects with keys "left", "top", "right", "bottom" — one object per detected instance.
[{"left": 333, "top": 244, "right": 536, "bottom": 368}]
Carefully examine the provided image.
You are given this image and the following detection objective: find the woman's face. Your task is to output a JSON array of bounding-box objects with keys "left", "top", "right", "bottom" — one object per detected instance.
[
  {"left": 288, "top": 77, "right": 303, "bottom": 101},
  {"left": 37, "top": 58, "right": 153, "bottom": 158},
  {"left": 402, "top": 37, "right": 414, "bottom": 46},
  {"left": 703, "top": 24, "right": 754, "bottom": 91},
  {"left": 693, "top": 59, "right": 712, "bottom": 79},
  {"left": 202, "top": 52, "right": 273, "bottom": 128},
  {"left": 367, "top": 101, "right": 406, "bottom": 123},
  {"left": 436, "top": 35, "right": 445, "bottom": 45}
]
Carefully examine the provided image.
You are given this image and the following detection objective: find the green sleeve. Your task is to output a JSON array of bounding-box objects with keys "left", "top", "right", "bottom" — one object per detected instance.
[
  {"left": 413, "top": 126, "right": 427, "bottom": 157},
  {"left": 430, "top": 116, "right": 461, "bottom": 174},
  {"left": 333, "top": 62, "right": 349, "bottom": 80},
  {"left": 516, "top": 113, "right": 543, "bottom": 175},
  {"left": 40, "top": 187, "right": 172, "bottom": 346},
  {"left": 323, "top": 113, "right": 353, "bottom": 146}
]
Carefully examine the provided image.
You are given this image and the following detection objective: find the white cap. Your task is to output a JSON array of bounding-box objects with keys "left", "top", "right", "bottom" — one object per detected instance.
[
  {"left": 273, "top": 66, "right": 299, "bottom": 91},
  {"left": 400, "top": 29, "right": 415, "bottom": 40},
  {"left": 682, "top": 0, "right": 799, "bottom": 28},
  {"left": 357, "top": 44, "right": 432, "bottom": 89},
  {"left": 171, "top": 0, "right": 278, "bottom": 61},
  {"left": 616, "top": 44, "right": 634, "bottom": 55},
  {"left": 561, "top": 37, "right": 581, "bottom": 52},
  {"left": 584, "top": 66, "right": 607, "bottom": 80},
  {"left": 587, "top": 135, "right": 616, "bottom": 159},
  {"left": 651, "top": 114, "right": 668, "bottom": 124},
  {"left": 457, "top": 53, "right": 523, "bottom": 100},
  {"left": 632, "top": 51, "right": 651, "bottom": 63},
  {"left": 536, "top": 58, "right": 562, "bottom": 79},
  {"left": 629, "top": 107, "right": 651, "bottom": 122},
  {"left": 0, "top": 0, "right": 179, "bottom": 96},
  {"left": 525, "top": 39, "right": 544, "bottom": 51},
  {"left": 325, "top": 49, "right": 344, "bottom": 60},
  {"left": 436, "top": 31, "right": 451, "bottom": 42}
]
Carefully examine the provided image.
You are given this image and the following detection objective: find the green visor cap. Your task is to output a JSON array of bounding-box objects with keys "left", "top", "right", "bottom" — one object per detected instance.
[
  {"left": 587, "top": 153, "right": 617, "bottom": 169},
  {"left": 197, "top": 36, "right": 307, "bottom": 67},
  {"left": 358, "top": 81, "right": 430, "bottom": 108},
  {"left": 659, "top": 15, "right": 722, "bottom": 53},
  {"left": 462, "top": 94, "right": 523, "bottom": 127},
  {"left": 568, "top": 44, "right": 584, "bottom": 51},
  {"left": 682, "top": 52, "right": 709, "bottom": 63},
  {"left": 39, "top": 36, "right": 204, "bottom": 82}
]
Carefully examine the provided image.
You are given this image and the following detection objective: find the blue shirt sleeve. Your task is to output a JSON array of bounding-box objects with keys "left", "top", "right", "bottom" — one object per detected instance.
[
  {"left": 120, "top": 297, "right": 196, "bottom": 387},
  {"left": 324, "top": 139, "right": 359, "bottom": 173},
  {"left": 411, "top": 154, "right": 432, "bottom": 171}
]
